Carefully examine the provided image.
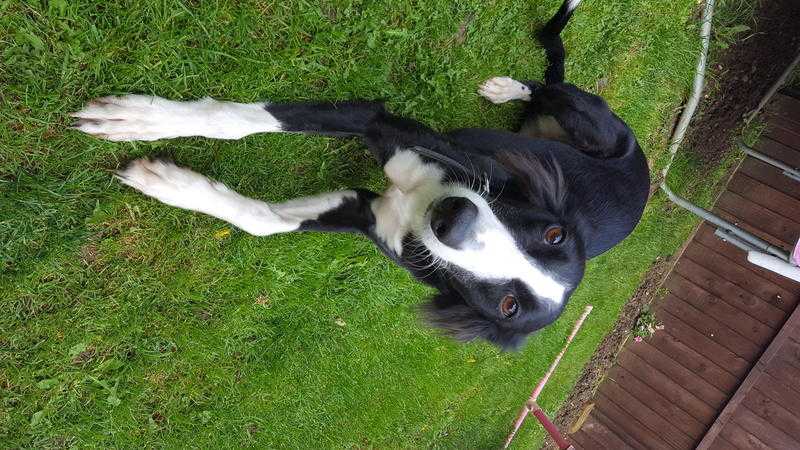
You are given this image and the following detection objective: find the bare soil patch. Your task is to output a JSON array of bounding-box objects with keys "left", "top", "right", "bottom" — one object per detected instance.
[{"left": 684, "top": 0, "right": 800, "bottom": 164}]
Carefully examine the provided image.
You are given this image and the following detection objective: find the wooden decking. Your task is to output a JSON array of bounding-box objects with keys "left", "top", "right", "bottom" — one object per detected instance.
[{"left": 568, "top": 92, "right": 800, "bottom": 449}]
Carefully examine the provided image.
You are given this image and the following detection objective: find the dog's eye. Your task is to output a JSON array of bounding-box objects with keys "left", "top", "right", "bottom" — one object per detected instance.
[
  {"left": 500, "top": 295, "right": 518, "bottom": 318},
  {"left": 544, "top": 225, "right": 564, "bottom": 245}
]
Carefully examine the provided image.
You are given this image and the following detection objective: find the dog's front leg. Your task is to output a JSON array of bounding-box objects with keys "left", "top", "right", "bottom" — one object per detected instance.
[
  {"left": 70, "top": 95, "right": 388, "bottom": 142},
  {"left": 116, "top": 158, "right": 378, "bottom": 236},
  {"left": 71, "top": 95, "right": 283, "bottom": 141},
  {"left": 71, "top": 95, "right": 456, "bottom": 166}
]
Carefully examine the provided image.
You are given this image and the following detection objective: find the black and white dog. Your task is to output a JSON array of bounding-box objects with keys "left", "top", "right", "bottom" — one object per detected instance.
[{"left": 72, "top": 0, "right": 649, "bottom": 349}]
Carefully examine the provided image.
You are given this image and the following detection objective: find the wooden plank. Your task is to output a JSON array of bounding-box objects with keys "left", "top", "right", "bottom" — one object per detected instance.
[
  {"left": 727, "top": 172, "right": 800, "bottom": 225},
  {"left": 648, "top": 330, "right": 740, "bottom": 393},
  {"left": 755, "top": 136, "right": 800, "bottom": 169},
  {"left": 732, "top": 407, "right": 800, "bottom": 450},
  {"left": 743, "top": 388, "right": 800, "bottom": 443},
  {"left": 660, "top": 295, "right": 762, "bottom": 361},
  {"left": 665, "top": 272, "right": 777, "bottom": 342},
  {"left": 765, "top": 355, "right": 800, "bottom": 391},
  {"left": 628, "top": 340, "right": 728, "bottom": 408},
  {"left": 696, "top": 299, "right": 800, "bottom": 449},
  {"left": 738, "top": 158, "right": 800, "bottom": 204},
  {"left": 769, "top": 113, "right": 800, "bottom": 137},
  {"left": 769, "top": 114, "right": 800, "bottom": 139},
  {"left": 766, "top": 120, "right": 800, "bottom": 151},
  {"left": 656, "top": 308, "right": 750, "bottom": 378},
  {"left": 712, "top": 207, "right": 791, "bottom": 252},
  {"left": 766, "top": 93, "right": 800, "bottom": 126},
  {"left": 568, "top": 430, "right": 597, "bottom": 450},
  {"left": 716, "top": 191, "right": 800, "bottom": 247},
  {"left": 607, "top": 365, "right": 706, "bottom": 440},
  {"left": 617, "top": 349, "right": 717, "bottom": 423},
  {"left": 675, "top": 253, "right": 791, "bottom": 316},
  {"left": 591, "top": 407, "right": 645, "bottom": 450},
  {"left": 713, "top": 207, "right": 800, "bottom": 282},
  {"left": 781, "top": 339, "right": 800, "bottom": 367},
  {"left": 598, "top": 378, "right": 697, "bottom": 449},
  {"left": 581, "top": 412, "right": 633, "bottom": 450},
  {"left": 756, "top": 371, "right": 800, "bottom": 417},
  {"left": 718, "top": 423, "right": 771, "bottom": 450},
  {"left": 594, "top": 393, "right": 673, "bottom": 450},
  {"left": 694, "top": 223, "right": 800, "bottom": 292},
  {"left": 757, "top": 136, "right": 800, "bottom": 168},
  {"left": 683, "top": 240, "right": 796, "bottom": 308},
  {"left": 767, "top": 93, "right": 800, "bottom": 125}
]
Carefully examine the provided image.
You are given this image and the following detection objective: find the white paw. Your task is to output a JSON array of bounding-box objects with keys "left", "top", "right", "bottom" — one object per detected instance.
[
  {"left": 116, "top": 158, "right": 227, "bottom": 210},
  {"left": 116, "top": 158, "right": 297, "bottom": 236},
  {"left": 478, "top": 77, "right": 531, "bottom": 104},
  {"left": 71, "top": 95, "right": 280, "bottom": 141},
  {"left": 71, "top": 95, "right": 204, "bottom": 141}
]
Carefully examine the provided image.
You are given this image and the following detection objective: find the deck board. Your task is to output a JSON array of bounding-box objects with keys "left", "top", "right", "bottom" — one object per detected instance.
[
  {"left": 683, "top": 241, "right": 798, "bottom": 309},
  {"left": 716, "top": 191, "right": 800, "bottom": 246},
  {"left": 660, "top": 294, "right": 762, "bottom": 360},
  {"left": 628, "top": 340, "right": 728, "bottom": 408},
  {"left": 580, "top": 412, "right": 634, "bottom": 450},
  {"left": 594, "top": 392, "right": 674, "bottom": 450},
  {"left": 718, "top": 424, "right": 771, "bottom": 450},
  {"left": 648, "top": 330, "right": 740, "bottom": 392},
  {"left": 693, "top": 223, "right": 799, "bottom": 292},
  {"left": 655, "top": 308, "right": 750, "bottom": 377},
  {"left": 665, "top": 270, "right": 778, "bottom": 340},
  {"left": 598, "top": 378, "right": 697, "bottom": 449},
  {"left": 607, "top": 365, "right": 707, "bottom": 439}
]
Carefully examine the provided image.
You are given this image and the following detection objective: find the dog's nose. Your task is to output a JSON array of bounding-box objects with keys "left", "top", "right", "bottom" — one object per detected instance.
[{"left": 430, "top": 197, "right": 478, "bottom": 248}]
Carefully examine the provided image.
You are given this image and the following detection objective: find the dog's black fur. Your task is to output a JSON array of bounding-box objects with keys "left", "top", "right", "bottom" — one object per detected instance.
[
  {"left": 78, "top": 0, "right": 649, "bottom": 350},
  {"left": 266, "top": 1, "right": 649, "bottom": 348}
]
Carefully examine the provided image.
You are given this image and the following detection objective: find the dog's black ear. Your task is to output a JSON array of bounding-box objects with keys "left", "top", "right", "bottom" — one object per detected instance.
[
  {"left": 497, "top": 152, "right": 567, "bottom": 214},
  {"left": 418, "top": 291, "right": 526, "bottom": 351}
]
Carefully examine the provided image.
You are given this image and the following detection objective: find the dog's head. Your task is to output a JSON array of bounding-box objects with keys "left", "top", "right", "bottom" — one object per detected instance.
[{"left": 415, "top": 153, "right": 585, "bottom": 350}]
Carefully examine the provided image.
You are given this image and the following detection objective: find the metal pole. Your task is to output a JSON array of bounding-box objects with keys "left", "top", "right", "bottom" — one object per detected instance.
[
  {"left": 744, "top": 51, "right": 800, "bottom": 125},
  {"left": 714, "top": 229, "right": 758, "bottom": 253},
  {"left": 661, "top": 183, "right": 789, "bottom": 260},
  {"left": 738, "top": 141, "right": 800, "bottom": 183}
]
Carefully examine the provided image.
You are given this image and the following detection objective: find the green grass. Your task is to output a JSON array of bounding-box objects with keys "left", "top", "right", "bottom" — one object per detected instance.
[{"left": 0, "top": 0, "right": 742, "bottom": 447}]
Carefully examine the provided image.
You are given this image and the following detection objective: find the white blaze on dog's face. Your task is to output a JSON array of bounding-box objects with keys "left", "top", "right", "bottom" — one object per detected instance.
[
  {"left": 417, "top": 185, "right": 567, "bottom": 303},
  {"left": 416, "top": 189, "right": 585, "bottom": 349},
  {"left": 381, "top": 151, "right": 586, "bottom": 350}
]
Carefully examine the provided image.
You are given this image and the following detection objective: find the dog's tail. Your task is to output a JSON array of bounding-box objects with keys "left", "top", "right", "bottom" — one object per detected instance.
[{"left": 538, "top": 0, "right": 581, "bottom": 85}]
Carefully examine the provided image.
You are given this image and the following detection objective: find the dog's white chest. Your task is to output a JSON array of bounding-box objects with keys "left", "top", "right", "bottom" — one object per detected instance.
[{"left": 371, "top": 150, "right": 446, "bottom": 255}]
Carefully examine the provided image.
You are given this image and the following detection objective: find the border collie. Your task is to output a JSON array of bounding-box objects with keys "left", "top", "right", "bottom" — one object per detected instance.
[{"left": 71, "top": 0, "right": 649, "bottom": 350}]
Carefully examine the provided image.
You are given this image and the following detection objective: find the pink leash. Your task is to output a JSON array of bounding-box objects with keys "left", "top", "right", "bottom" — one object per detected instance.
[{"left": 502, "top": 305, "right": 593, "bottom": 449}]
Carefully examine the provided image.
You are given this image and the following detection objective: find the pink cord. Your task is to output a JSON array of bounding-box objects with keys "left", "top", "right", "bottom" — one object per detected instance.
[
  {"left": 502, "top": 305, "right": 593, "bottom": 448},
  {"left": 530, "top": 401, "right": 571, "bottom": 450}
]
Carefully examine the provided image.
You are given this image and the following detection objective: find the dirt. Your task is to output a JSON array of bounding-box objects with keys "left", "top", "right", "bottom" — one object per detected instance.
[
  {"left": 71, "top": 345, "right": 97, "bottom": 366},
  {"left": 79, "top": 242, "right": 99, "bottom": 266},
  {"left": 541, "top": 257, "right": 674, "bottom": 449},
  {"left": 683, "top": 0, "right": 800, "bottom": 165}
]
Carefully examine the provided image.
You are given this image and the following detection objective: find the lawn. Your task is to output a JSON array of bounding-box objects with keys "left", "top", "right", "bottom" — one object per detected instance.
[{"left": 1, "top": 0, "right": 730, "bottom": 447}]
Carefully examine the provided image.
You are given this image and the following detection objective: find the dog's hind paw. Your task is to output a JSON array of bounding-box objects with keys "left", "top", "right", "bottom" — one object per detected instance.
[{"left": 478, "top": 77, "right": 532, "bottom": 104}]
